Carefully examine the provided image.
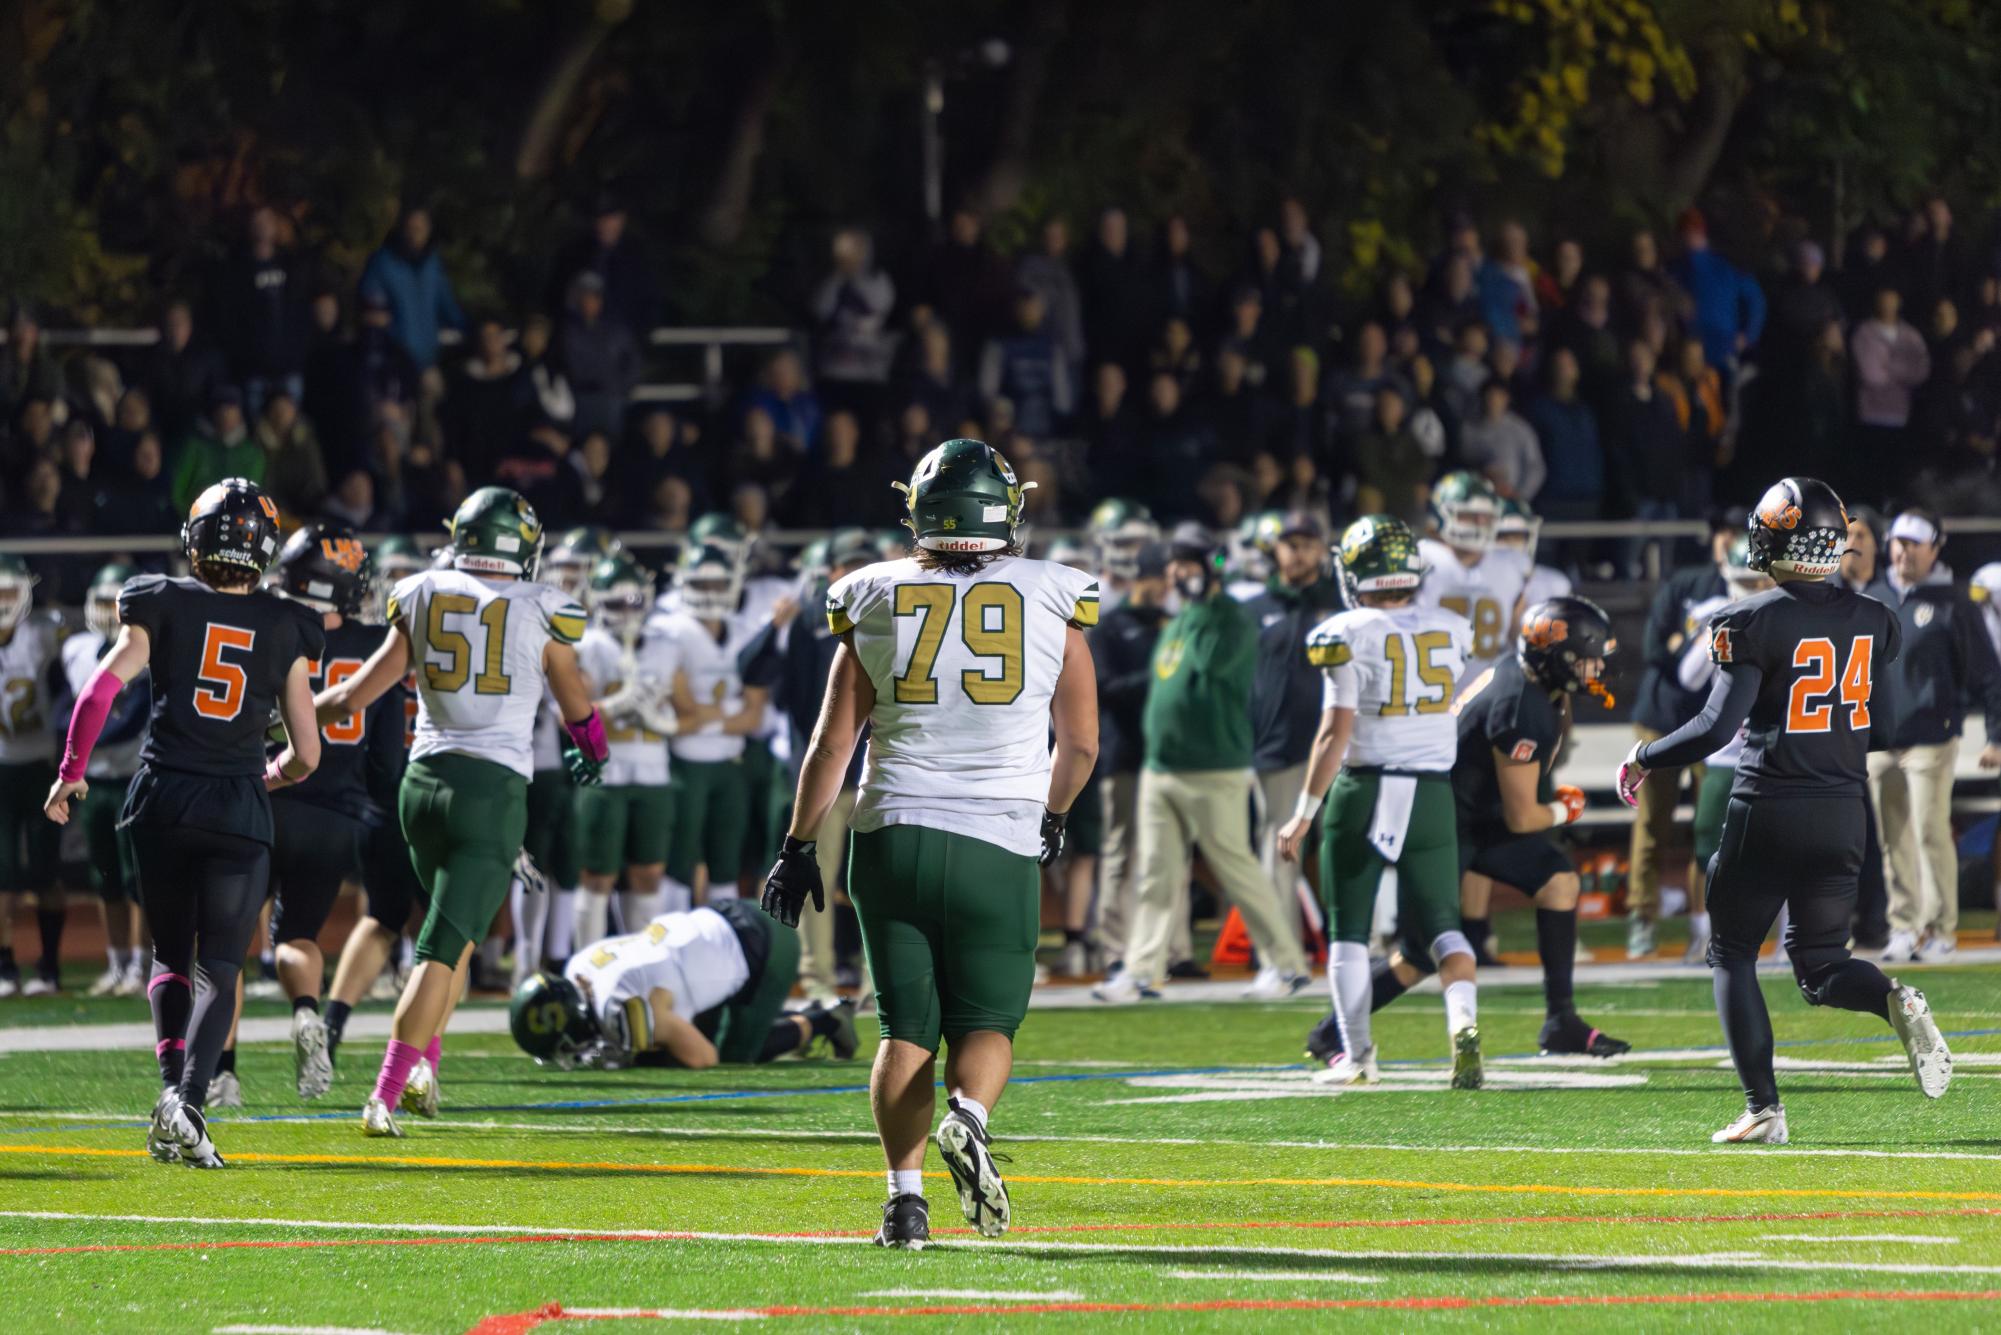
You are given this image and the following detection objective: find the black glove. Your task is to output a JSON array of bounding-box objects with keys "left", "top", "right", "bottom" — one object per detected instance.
[
  {"left": 1039, "top": 808, "right": 1069, "bottom": 867},
  {"left": 761, "top": 834, "right": 823, "bottom": 928}
]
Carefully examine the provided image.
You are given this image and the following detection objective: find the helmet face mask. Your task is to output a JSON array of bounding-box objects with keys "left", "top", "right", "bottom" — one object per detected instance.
[
  {"left": 1495, "top": 499, "right": 1541, "bottom": 559},
  {"left": 1088, "top": 499, "right": 1158, "bottom": 579},
  {"left": 676, "top": 543, "right": 743, "bottom": 621},
  {"left": 588, "top": 555, "right": 655, "bottom": 639},
  {"left": 1430, "top": 471, "right": 1502, "bottom": 554}
]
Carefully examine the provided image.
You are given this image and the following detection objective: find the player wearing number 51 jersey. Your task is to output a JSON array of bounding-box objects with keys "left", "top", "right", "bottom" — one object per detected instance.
[
  {"left": 761, "top": 438, "right": 1099, "bottom": 1250},
  {"left": 1618, "top": 477, "right": 1949, "bottom": 1146},
  {"left": 312, "top": 487, "right": 609, "bottom": 1139}
]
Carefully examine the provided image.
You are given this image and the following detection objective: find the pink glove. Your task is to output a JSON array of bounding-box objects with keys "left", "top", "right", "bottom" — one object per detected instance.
[
  {"left": 1615, "top": 743, "right": 1650, "bottom": 809},
  {"left": 566, "top": 708, "right": 610, "bottom": 763}
]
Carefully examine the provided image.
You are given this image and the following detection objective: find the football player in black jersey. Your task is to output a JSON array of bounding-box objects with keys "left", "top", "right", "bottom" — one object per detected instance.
[
  {"left": 45, "top": 477, "right": 324, "bottom": 1168},
  {"left": 266, "top": 523, "right": 404, "bottom": 1098},
  {"left": 1617, "top": 477, "right": 1951, "bottom": 1145}
]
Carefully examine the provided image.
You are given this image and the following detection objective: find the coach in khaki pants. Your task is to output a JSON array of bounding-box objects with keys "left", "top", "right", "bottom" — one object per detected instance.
[
  {"left": 1865, "top": 510, "right": 2001, "bottom": 964},
  {"left": 1094, "top": 524, "right": 1308, "bottom": 1003}
]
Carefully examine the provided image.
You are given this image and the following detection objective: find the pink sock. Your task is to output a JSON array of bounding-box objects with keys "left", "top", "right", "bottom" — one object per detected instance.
[
  {"left": 372, "top": 1039, "right": 423, "bottom": 1109},
  {"left": 423, "top": 1036, "right": 442, "bottom": 1072}
]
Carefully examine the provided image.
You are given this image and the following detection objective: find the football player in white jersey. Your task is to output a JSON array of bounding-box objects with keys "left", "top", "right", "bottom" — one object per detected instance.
[
  {"left": 1419, "top": 471, "right": 1533, "bottom": 684},
  {"left": 1496, "top": 496, "right": 1572, "bottom": 609},
  {"left": 0, "top": 555, "right": 67, "bottom": 996},
  {"left": 572, "top": 554, "right": 683, "bottom": 947},
  {"left": 1276, "top": 514, "right": 1483, "bottom": 1089},
  {"left": 656, "top": 542, "right": 769, "bottom": 908},
  {"left": 761, "top": 438, "right": 1099, "bottom": 1250},
  {"left": 507, "top": 905, "right": 855, "bottom": 1068},
  {"left": 60, "top": 564, "right": 152, "bottom": 996},
  {"left": 1086, "top": 498, "right": 1159, "bottom": 611},
  {"left": 314, "top": 487, "right": 610, "bottom": 1138}
]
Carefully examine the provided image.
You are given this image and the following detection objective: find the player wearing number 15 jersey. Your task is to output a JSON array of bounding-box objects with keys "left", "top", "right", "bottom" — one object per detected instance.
[
  {"left": 1618, "top": 477, "right": 1949, "bottom": 1146},
  {"left": 311, "top": 487, "right": 609, "bottom": 1139},
  {"left": 760, "top": 438, "right": 1099, "bottom": 1250}
]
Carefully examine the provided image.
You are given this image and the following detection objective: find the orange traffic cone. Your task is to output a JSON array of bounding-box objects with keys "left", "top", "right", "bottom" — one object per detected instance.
[{"left": 1211, "top": 907, "right": 1254, "bottom": 966}]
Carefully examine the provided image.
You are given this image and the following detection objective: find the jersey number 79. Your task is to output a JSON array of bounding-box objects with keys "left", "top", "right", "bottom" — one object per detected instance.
[{"left": 891, "top": 583, "right": 1024, "bottom": 706}]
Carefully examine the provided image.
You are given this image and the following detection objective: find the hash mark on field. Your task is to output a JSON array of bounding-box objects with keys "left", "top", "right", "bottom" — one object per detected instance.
[{"left": 1764, "top": 1234, "right": 1960, "bottom": 1245}]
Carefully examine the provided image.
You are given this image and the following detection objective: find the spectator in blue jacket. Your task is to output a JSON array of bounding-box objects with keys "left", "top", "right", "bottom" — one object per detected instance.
[
  {"left": 357, "top": 206, "right": 465, "bottom": 370},
  {"left": 1668, "top": 209, "right": 1766, "bottom": 378}
]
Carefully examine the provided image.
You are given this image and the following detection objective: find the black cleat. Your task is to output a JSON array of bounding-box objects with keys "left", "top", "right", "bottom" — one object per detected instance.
[
  {"left": 936, "top": 1099, "right": 1011, "bottom": 1237},
  {"left": 1539, "top": 1012, "right": 1631, "bottom": 1058},
  {"left": 1303, "top": 1011, "right": 1345, "bottom": 1064},
  {"left": 874, "top": 1192, "right": 930, "bottom": 1250}
]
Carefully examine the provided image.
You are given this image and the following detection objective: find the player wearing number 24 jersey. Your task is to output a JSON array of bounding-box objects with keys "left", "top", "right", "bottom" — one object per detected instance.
[{"left": 1618, "top": 476, "right": 1948, "bottom": 1147}]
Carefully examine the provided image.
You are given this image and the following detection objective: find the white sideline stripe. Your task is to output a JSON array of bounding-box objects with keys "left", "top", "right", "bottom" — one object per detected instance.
[
  {"left": 214, "top": 1327, "right": 415, "bottom": 1335},
  {"left": 566, "top": 1310, "right": 762, "bottom": 1322},
  {"left": 860, "top": 1290, "right": 1084, "bottom": 1301},
  {"left": 1165, "top": 1270, "right": 1385, "bottom": 1283},
  {"left": 1764, "top": 1234, "right": 1960, "bottom": 1245},
  {"left": 21, "top": 1212, "right": 2001, "bottom": 1279}
]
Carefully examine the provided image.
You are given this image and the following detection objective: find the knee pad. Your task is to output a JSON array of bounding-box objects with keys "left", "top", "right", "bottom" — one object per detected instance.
[{"left": 1429, "top": 930, "right": 1472, "bottom": 967}]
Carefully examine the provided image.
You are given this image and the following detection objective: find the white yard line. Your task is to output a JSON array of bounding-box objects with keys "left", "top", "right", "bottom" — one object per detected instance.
[
  {"left": 1165, "top": 1270, "right": 1385, "bottom": 1283},
  {"left": 1763, "top": 1233, "right": 1960, "bottom": 1245}
]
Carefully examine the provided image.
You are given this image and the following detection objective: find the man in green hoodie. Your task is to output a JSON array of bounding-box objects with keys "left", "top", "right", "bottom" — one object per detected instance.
[
  {"left": 1093, "top": 523, "right": 1312, "bottom": 1003},
  {"left": 171, "top": 384, "right": 264, "bottom": 515}
]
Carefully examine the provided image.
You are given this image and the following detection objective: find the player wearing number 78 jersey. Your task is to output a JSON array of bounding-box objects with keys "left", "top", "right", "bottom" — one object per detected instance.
[
  {"left": 311, "top": 486, "right": 610, "bottom": 1139},
  {"left": 1616, "top": 476, "right": 1949, "bottom": 1146}
]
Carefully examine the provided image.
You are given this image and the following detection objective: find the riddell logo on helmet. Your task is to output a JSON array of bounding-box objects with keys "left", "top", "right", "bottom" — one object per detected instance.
[
  {"left": 1759, "top": 500, "right": 1802, "bottom": 530},
  {"left": 1523, "top": 615, "right": 1568, "bottom": 649}
]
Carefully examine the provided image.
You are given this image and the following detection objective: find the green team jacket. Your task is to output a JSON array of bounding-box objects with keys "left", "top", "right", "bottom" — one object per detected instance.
[{"left": 1142, "top": 590, "right": 1255, "bottom": 773}]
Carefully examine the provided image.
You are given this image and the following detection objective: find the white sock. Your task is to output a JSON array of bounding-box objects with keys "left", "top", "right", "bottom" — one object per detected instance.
[
  {"left": 952, "top": 1095, "right": 989, "bottom": 1132},
  {"left": 1691, "top": 911, "right": 1711, "bottom": 937},
  {"left": 1331, "top": 941, "right": 1373, "bottom": 1057},
  {"left": 106, "top": 945, "right": 120, "bottom": 972},
  {"left": 572, "top": 892, "right": 610, "bottom": 950},
  {"left": 889, "top": 1168, "right": 923, "bottom": 1198},
  {"left": 661, "top": 878, "right": 693, "bottom": 914},
  {"left": 510, "top": 879, "right": 548, "bottom": 972},
  {"left": 1444, "top": 979, "right": 1478, "bottom": 1035},
  {"left": 545, "top": 889, "right": 577, "bottom": 962},
  {"left": 620, "top": 889, "right": 664, "bottom": 931}
]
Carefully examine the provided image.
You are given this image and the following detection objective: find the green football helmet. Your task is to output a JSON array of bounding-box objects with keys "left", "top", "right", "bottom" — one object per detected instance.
[
  {"left": 0, "top": 553, "right": 36, "bottom": 633},
  {"left": 508, "top": 972, "right": 600, "bottom": 1067},
  {"left": 448, "top": 486, "right": 545, "bottom": 578},
  {"left": 675, "top": 541, "right": 744, "bottom": 621},
  {"left": 85, "top": 562, "right": 137, "bottom": 638},
  {"left": 1429, "top": 470, "right": 1502, "bottom": 553},
  {"left": 1722, "top": 533, "right": 1766, "bottom": 594},
  {"left": 1087, "top": 498, "right": 1159, "bottom": 579},
  {"left": 587, "top": 554, "right": 655, "bottom": 637},
  {"left": 1494, "top": 496, "right": 1541, "bottom": 559},
  {"left": 690, "top": 513, "right": 749, "bottom": 562},
  {"left": 795, "top": 537, "right": 832, "bottom": 586},
  {"left": 893, "top": 438, "right": 1031, "bottom": 554},
  {"left": 367, "top": 537, "right": 429, "bottom": 624},
  {"left": 545, "top": 525, "right": 622, "bottom": 598},
  {"left": 1337, "top": 514, "right": 1426, "bottom": 608}
]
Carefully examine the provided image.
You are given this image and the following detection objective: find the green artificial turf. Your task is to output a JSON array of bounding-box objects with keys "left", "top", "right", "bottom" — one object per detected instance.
[{"left": 4, "top": 951, "right": 2001, "bottom": 1331}]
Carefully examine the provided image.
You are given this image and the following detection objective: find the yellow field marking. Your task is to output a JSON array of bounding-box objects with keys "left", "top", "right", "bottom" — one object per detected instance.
[{"left": 12, "top": 1142, "right": 2001, "bottom": 1205}]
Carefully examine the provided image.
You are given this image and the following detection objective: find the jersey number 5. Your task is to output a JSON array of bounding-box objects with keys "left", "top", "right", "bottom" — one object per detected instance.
[
  {"left": 892, "top": 582, "right": 1024, "bottom": 706},
  {"left": 1787, "top": 635, "right": 1872, "bottom": 733},
  {"left": 193, "top": 624, "right": 257, "bottom": 721}
]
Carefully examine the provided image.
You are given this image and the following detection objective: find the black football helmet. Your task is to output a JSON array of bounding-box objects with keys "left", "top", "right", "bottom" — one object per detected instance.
[
  {"left": 182, "top": 477, "right": 281, "bottom": 576},
  {"left": 1518, "top": 594, "right": 1619, "bottom": 708},
  {"left": 1746, "top": 476, "right": 1848, "bottom": 579},
  {"left": 276, "top": 521, "right": 373, "bottom": 617}
]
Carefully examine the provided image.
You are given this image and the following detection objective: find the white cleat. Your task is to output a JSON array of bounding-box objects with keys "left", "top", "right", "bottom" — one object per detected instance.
[
  {"left": 1917, "top": 935, "right": 1957, "bottom": 964},
  {"left": 1312, "top": 1045, "right": 1380, "bottom": 1086},
  {"left": 1450, "top": 1027, "right": 1483, "bottom": 1090},
  {"left": 88, "top": 968, "right": 123, "bottom": 997},
  {"left": 208, "top": 1070, "right": 244, "bottom": 1108},
  {"left": 293, "top": 1009, "right": 334, "bottom": 1101},
  {"left": 935, "top": 1099, "right": 1010, "bottom": 1237},
  {"left": 1241, "top": 967, "right": 1311, "bottom": 1000},
  {"left": 1889, "top": 981, "right": 1952, "bottom": 1099},
  {"left": 0, "top": 976, "right": 17, "bottom": 999},
  {"left": 1877, "top": 930, "right": 1919, "bottom": 964},
  {"left": 113, "top": 964, "right": 146, "bottom": 998},
  {"left": 147, "top": 1089, "right": 183, "bottom": 1164},
  {"left": 1712, "top": 1104, "right": 1788, "bottom": 1144},
  {"left": 361, "top": 1096, "right": 404, "bottom": 1138},
  {"left": 21, "top": 975, "right": 58, "bottom": 997},
  {"left": 401, "top": 1058, "right": 439, "bottom": 1119},
  {"left": 1090, "top": 970, "right": 1151, "bottom": 1005},
  {"left": 171, "top": 1102, "right": 226, "bottom": 1168}
]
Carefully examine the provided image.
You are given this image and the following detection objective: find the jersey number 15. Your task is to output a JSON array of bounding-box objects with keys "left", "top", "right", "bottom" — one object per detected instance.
[{"left": 1787, "top": 635, "right": 1872, "bottom": 734}]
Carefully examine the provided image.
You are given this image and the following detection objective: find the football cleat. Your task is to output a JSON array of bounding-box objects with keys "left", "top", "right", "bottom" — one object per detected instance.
[
  {"left": 147, "top": 1089, "right": 183, "bottom": 1164},
  {"left": 1303, "top": 1011, "right": 1345, "bottom": 1064},
  {"left": 361, "top": 1096, "right": 404, "bottom": 1138},
  {"left": 1888, "top": 982, "right": 1952, "bottom": 1099},
  {"left": 208, "top": 1070, "right": 244, "bottom": 1108},
  {"left": 0, "top": 976, "right": 16, "bottom": 1000},
  {"left": 22, "top": 973, "right": 59, "bottom": 997},
  {"left": 1712, "top": 1104, "right": 1788, "bottom": 1144},
  {"left": 1450, "top": 1026, "right": 1484, "bottom": 1091},
  {"left": 1539, "top": 1013, "right": 1632, "bottom": 1058},
  {"left": 936, "top": 1100, "right": 1010, "bottom": 1238},
  {"left": 88, "top": 967, "right": 123, "bottom": 997},
  {"left": 1625, "top": 916, "right": 1655, "bottom": 960},
  {"left": 1241, "top": 968, "right": 1311, "bottom": 1000},
  {"left": 293, "top": 1008, "right": 333, "bottom": 1101},
  {"left": 1312, "top": 1045, "right": 1380, "bottom": 1086},
  {"left": 401, "top": 1058, "right": 440, "bottom": 1119},
  {"left": 1917, "top": 935, "right": 1957, "bottom": 964},
  {"left": 874, "top": 1192, "right": 930, "bottom": 1250},
  {"left": 172, "top": 1102, "right": 225, "bottom": 1168},
  {"left": 114, "top": 963, "right": 146, "bottom": 998},
  {"left": 822, "top": 1002, "right": 859, "bottom": 1061},
  {"left": 1877, "top": 930, "right": 1918, "bottom": 964},
  {"left": 1090, "top": 970, "right": 1157, "bottom": 1005}
]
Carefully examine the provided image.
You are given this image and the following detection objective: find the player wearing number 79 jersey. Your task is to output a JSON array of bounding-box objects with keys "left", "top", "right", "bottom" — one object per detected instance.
[
  {"left": 1617, "top": 476, "right": 1947, "bottom": 1147},
  {"left": 312, "top": 487, "right": 609, "bottom": 1140}
]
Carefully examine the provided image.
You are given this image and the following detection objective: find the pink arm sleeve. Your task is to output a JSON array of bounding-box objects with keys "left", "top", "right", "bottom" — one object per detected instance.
[{"left": 59, "top": 669, "right": 125, "bottom": 784}]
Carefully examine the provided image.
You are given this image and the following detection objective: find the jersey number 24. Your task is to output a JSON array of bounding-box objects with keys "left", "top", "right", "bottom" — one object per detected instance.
[{"left": 1787, "top": 635, "right": 1872, "bottom": 734}]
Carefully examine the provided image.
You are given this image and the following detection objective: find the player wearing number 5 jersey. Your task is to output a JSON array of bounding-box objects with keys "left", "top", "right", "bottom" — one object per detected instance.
[
  {"left": 47, "top": 477, "right": 324, "bottom": 1169},
  {"left": 761, "top": 438, "right": 1100, "bottom": 1250},
  {"left": 312, "top": 486, "right": 609, "bottom": 1139},
  {"left": 1618, "top": 477, "right": 1950, "bottom": 1145}
]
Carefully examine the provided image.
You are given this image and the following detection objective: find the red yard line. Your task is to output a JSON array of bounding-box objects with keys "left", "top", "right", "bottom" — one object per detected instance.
[
  {"left": 469, "top": 1289, "right": 2001, "bottom": 1330},
  {"left": 11, "top": 1206, "right": 2001, "bottom": 1257}
]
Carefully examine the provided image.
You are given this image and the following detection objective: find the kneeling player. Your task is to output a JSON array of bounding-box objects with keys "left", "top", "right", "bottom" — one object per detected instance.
[
  {"left": 1277, "top": 515, "right": 1483, "bottom": 1089},
  {"left": 1618, "top": 478, "right": 1950, "bottom": 1144},
  {"left": 1453, "top": 596, "right": 1629, "bottom": 1057},
  {"left": 508, "top": 900, "right": 851, "bottom": 1067}
]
